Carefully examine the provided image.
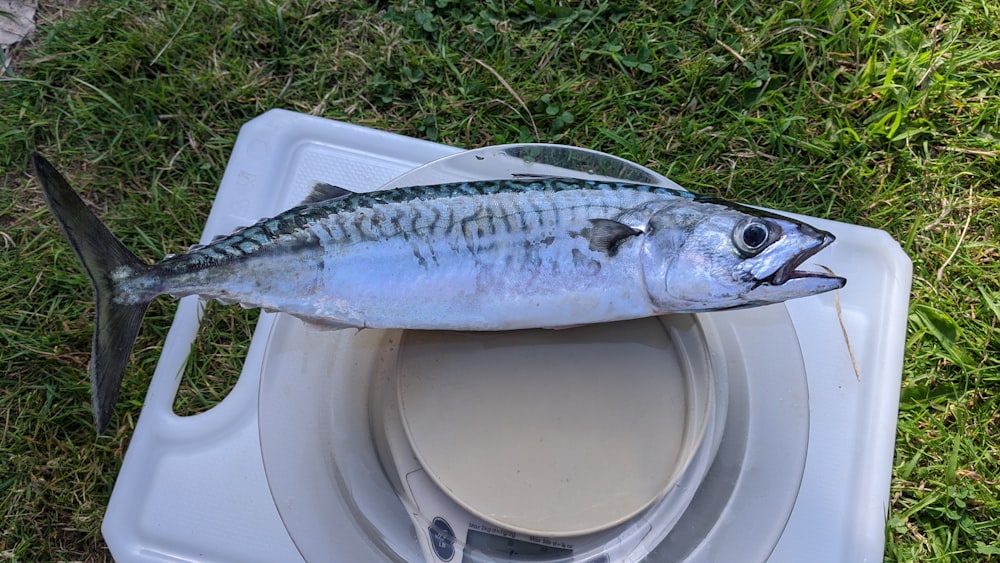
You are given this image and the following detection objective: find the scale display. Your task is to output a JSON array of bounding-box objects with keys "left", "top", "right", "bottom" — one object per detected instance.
[{"left": 464, "top": 527, "right": 576, "bottom": 561}]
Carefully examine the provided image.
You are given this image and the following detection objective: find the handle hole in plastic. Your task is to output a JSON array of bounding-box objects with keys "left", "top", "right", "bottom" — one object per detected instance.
[{"left": 171, "top": 300, "right": 257, "bottom": 417}]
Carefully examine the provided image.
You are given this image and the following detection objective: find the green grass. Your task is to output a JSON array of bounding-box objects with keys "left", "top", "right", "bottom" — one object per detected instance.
[{"left": 1, "top": 0, "right": 998, "bottom": 560}]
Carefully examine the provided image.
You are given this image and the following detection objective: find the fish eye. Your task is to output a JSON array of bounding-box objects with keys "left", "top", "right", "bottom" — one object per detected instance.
[{"left": 733, "top": 219, "right": 773, "bottom": 257}]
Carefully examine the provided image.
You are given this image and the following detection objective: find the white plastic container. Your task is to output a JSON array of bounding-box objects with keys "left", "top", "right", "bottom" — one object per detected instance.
[{"left": 102, "top": 109, "right": 911, "bottom": 563}]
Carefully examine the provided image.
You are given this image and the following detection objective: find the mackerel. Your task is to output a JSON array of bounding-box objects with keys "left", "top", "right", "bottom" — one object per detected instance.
[{"left": 33, "top": 153, "right": 845, "bottom": 432}]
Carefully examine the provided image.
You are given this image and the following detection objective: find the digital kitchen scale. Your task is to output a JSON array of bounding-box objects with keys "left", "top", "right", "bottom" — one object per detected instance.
[
  {"left": 101, "top": 110, "right": 912, "bottom": 563},
  {"left": 257, "top": 144, "right": 813, "bottom": 562}
]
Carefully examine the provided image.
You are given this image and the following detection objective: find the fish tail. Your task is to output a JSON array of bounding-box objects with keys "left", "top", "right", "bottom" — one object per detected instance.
[{"left": 32, "top": 153, "right": 152, "bottom": 433}]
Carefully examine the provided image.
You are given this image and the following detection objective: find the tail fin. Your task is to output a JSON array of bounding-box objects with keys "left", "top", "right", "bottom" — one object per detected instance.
[{"left": 33, "top": 153, "right": 152, "bottom": 433}]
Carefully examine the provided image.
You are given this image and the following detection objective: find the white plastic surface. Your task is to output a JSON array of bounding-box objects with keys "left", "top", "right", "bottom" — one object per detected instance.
[{"left": 103, "top": 109, "right": 912, "bottom": 563}]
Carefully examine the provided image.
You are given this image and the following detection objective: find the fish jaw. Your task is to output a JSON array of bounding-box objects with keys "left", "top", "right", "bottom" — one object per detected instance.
[
  {"left": 746, "top": 229, "right": 846, "bottom": 303},
  {"left": 741, "top": 270, "right": 846, "bottom": 305},
  {"left": 768, "top": 230, "right": 833, "bottom": 285},
  {"left": 748, "top": 228, "right": 845, "bottom": 293}
]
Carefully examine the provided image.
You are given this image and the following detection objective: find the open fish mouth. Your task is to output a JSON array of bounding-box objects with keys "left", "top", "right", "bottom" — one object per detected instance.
[{"left": 768, "top": 231, "right": 838, "bottom": 286}]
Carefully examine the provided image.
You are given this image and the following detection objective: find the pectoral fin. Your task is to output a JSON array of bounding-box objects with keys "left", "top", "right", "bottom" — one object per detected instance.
[{"left": 586, "top": 218, "right": 641, "bottom": 255}]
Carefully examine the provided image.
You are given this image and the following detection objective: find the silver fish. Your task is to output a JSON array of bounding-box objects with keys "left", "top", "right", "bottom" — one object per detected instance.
[{"left": 32, "top": 153, "right": 845, "bottom": 432}]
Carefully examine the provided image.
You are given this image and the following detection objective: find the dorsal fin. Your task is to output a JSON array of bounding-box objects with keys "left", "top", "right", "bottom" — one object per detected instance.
[
  {"left": 586, "top": 218, "right": 642, "bottom": 255},
  {"left": 301, "top": 182, "right": 355, "bottom": 205},
  {"left": 510, "top": 173, "right": 558, "bottom": 179}
]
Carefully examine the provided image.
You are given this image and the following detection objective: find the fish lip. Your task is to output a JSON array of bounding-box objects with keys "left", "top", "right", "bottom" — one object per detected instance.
[{"left": 767, "top": 231, "right": 836, "bottom": 286}]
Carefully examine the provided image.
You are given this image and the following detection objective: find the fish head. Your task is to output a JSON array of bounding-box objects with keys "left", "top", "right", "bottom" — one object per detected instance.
[{"left": 639, "top": 201, "right": 846, "bottom": 312}]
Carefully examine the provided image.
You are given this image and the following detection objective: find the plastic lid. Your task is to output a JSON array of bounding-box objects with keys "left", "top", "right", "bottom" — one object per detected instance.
[{"left": 395, "top": 317, "right": 709, "bottom": 536}]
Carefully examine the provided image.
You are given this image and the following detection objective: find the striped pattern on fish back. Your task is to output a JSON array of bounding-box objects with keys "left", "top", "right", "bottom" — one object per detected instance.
[{"left": 157, "top": 178, "right": 698, "bottom": 270}]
